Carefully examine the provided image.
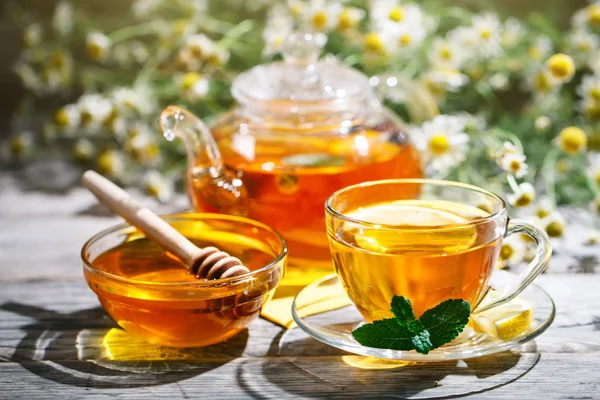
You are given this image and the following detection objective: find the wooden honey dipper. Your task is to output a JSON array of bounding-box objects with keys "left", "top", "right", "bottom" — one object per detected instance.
[{"left": 81, "top": 170, "right": 251, "bottom": 280}]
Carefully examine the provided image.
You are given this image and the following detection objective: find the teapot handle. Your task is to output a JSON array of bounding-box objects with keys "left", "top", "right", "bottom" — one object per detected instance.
[{"left": 160, "top": 105, "right": 248, "bottom": 216}]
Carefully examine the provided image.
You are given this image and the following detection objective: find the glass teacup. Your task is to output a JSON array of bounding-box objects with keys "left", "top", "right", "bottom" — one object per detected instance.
[{"left": 325, "top": 179, "right": 551, "bottom": 321}]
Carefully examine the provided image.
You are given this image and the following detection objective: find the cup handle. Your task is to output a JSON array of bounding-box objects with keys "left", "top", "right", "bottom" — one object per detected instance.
[{"left": 474, "top": 218, "right": 552, "bottom": 313}]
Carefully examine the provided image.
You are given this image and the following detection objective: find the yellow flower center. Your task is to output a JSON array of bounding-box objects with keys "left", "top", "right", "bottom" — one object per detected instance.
[
  {"left": 50, "top": 51, "right": 67, "bottom": 69},
  {"left": 399, "top": 34, "right": 412, "bottom": 46},
  {"left": 312, "top": 11, "right": 328, "bottom": 30},
  {"left": 528, "top": 46, "right": 541, "bottom": 60},
  {"left": 98, "top": 151, "right": 117, "bottom": 175},
  {"left": 55, "top": 108, "right": 70, "bottom": 127},
  {"left": 509, "top": 159, "right": 522, "bottom": 172},
  {"left": 545, "top": 221, "right": 564, "bottom": 238},
  {"left": 595, "top": 171, "right": 600, "bottom": 186},
  {"left": 577, "top": 42, "right": 591, "bottom": 52},
  {"left": 558, "top": 126, "right": 587, "bottom": 155},
  {"left": 499, "top": 244, "right": 514, "bottom": 261},
  {"left": 388, "top": 7, "right": 404, "bottom": 22},
  {"left": 536, "top": 208, "right": 550, "bottom": 219},
  {"left": 546, "top": 53, "right": 575, "bottom": 81},
  {"left": 533, "top": 71, "right": 551, "bottom": 92},
  {"left": 514, "top": 192, "right": 534, "bottom": 207},
  {"left": 146, "top": 182, "right": 162, "bottom": 198},
  {"left": 181, "top": 72, "right": 201, "bottom": 90},
  {"left": 439, "top": 46, "right": 452, "bottom": 60},
  {"left": 289, "top": 3, "right": 303, "bottom": 17},
  {"left": 585, "top": 102, "right": 600, "bottom": 121},
  {"left": 338, "top": 10, "right": 354, "bottom": 30},
  {"left": 86, "top": 43, "right": 105, "bottom": 62},
  {"left": 588, "top": 4, "right": 600, "bottom": 26},
  {"left": 173, "top": 19, "right": 188, "bottom": 35},
  {"left": 145, "top": 143, "right": 160, "bottom": 160},
  {"left": 480, "top": 28, "right": 491, "bottom": 40},
  {"left": 80, "top": 111, "right": 93, "bottom": 126},
  {"left": 590, "top": 88, "right": 600, "bottom": 101},
  {"left": 364, "top": 32, "right": 385, "bottom": 53},
  {"left": 9, "top": 137, "right": 27, "bottom": 155},
  {"left": 428, "top": 134, "right": 450, "bottom": 155}
]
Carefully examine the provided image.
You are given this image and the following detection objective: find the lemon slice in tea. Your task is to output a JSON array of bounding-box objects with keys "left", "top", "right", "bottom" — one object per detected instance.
[
  {"left": 348, "top": 200, "right": 480, "bottom": 253},
  {"left": 472, "top": 297, "right": 534, "bottom": 341}
]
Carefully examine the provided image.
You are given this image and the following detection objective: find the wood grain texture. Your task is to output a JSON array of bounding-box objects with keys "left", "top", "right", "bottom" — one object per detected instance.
[{"left": 1, "top": 169, "right": 600, "bottom": 399}]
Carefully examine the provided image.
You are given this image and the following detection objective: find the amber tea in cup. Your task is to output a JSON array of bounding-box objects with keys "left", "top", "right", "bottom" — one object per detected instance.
[
  {"left": 82, "top": 213, "right": 286, "bottom": 348},
  {"left": 326, "top": 179, "right": 551, "bottom": 322}
]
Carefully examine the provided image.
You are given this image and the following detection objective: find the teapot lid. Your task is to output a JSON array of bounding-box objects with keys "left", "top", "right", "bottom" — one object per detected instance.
[{"left": 231, "top": 32, "right": 372, "bottom": 114}]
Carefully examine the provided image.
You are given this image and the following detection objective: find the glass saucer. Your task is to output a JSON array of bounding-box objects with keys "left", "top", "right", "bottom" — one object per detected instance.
[{"left": 291, "top": 271, "right": 555, "bottom": 362}]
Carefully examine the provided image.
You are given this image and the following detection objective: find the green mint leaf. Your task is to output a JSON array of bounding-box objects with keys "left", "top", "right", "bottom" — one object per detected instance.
[
  {"left": 352, "top": 319, "right": 414, "bottom": 350},
  {"left": 419, "top": 299, "right": 471, "bottom": 348},
  {"left": 407, "top": 319, "right": 433, "bottom": 354},
  {"left": 391, "top": 296, "right": 415, "bottom": 326}
]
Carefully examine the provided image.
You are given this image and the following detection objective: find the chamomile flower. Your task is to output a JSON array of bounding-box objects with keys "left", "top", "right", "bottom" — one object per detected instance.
[
  {"left": 126, "top": 134, "right": 161, "bottom": 166},
  {"left": 52, "top": 1, "right": 73, "bottom": 36},
  {"left": 97, "top": 150, "right": 125, "bottom": 178},
  {"left": 287, "top": 0, "right": 304, "bottom": 17},
  {"left": 111, "top": 86, "right": 155, "bottom": 115},
  {"left": 457, "top": 112, "right": 486, "bottom": 133},
  {"left": 363, "top": 32, "right": 395, "bottom": 55},
  {"left": 545, "top": 53, "right": 576, "bottom": 84},
  {"left": 577, "top": 74, "right": 600, "bottom": 102},
  {"left": 556, "top": 126, "right": 587, "bottom": 155},
  {"left": 185, "top": 34, "right": 216, "bottom": 59},
  {"left": 337, "top": 7, "right": 365, "bottom": 31},
  {"left": 534, "top": 115, "right": 552, "bottom": 133},
  {"left": 527, "top": 68, "right": 558, "bottom": 95},
  {"left": 73, "top": 139, "right": 95, "bottom": 162},
  {"left": 488, "top": 73, "right": 510, "bottom": 91},
  {"left": 86, "top": 32, "right": 111, "bottom": 62},
  {"left": 498, "top": 234, "right": 526, "bottom": 269},
  {"left": 581, "top": 97, "right": 600, "bottom": 120},
  {"left": 565, "top": 29, "right": 599, "bottom": 64},
  {"left": 410, "top": 115, "right": 469, "bottom": 173},
  {"left": 498, "top": 151, "right": 529, "bottom": 178},
  {"left": 205, "top": 47, "right": 230, "bottom": 67},
  {"left": 469, "top": 13, "right": 503, "bottom": 58},
  {"left": 528, "top": 36, "right": 553, "bottom": 62},
  {"left": 370, "top": 0, "right": 408, "bottom": 25},
  {"left": 55, "top": 104, "right": 81, "bottom": 130},
  {"left": 178, "top": 72, "right": 210, "bottom": 101},
  {"left": 502, "top": 17, "right": 526, "bottom": 48},
  {"left": 130, "top": 41, "right": 150, "bottom": 64},
  {"left": 23, "top": 24, "right": 42, "bottom": 48},
  {"left": 263, "top": 3, "right": 293, "bottom": 56},
  {"left": 303, "top": 0, "right": 343, "bottom": 32},
  {"left": 584, "top": 230, "right": 600, "bottom": 246},
  {"left": 428, "top": 38, "right": 467, "bottom": 70},
  {"left": 143, "top": 170, "right": 174, "bottom": 202},
  {"left": 508, "top": 182, "right": 536, "bottom": 208},
  {"left": 132, "top": 0, "right": 162, "bottom": 19},
  {"left": 541, "top": 211, "right": 566, "bottom": 238},
  {"left": 77, "top": 94, "right": 113, "bottom": 129},
  {"left": 393, "top": 17, "right": 427, "bottom": 50},
  {"left": 533, "top": 196, "right": 555, "bottom": 219},
  {"left": 421, "top": 69, "right": 469, "bottom": 101},
  {"left": 495, "top": 142, "right": 518, "bottom": 162},
  {"left": 572, "top": 2, "right": 600, "bottom": 29},
  {"left": 8, "top": 132, "right": 34, "bottom": 159}
]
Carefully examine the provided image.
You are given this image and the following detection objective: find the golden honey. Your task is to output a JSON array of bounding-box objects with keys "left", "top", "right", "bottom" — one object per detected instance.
[
  {"left": 83, "top": 214, "right": 285, "bottom": 348},
  {"left": 329, "top": 199, "right": 501, "bottom": 320}
]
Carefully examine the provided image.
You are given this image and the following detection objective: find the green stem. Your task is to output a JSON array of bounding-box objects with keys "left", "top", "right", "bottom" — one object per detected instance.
[
  {"left": 542, "top": 148, "right": 559, "bottom": 207},
  {"left": 218, "top": 20, "right": 256, "bottom": 49},
  {"left": 506, "top": 174, "right": 521, "bottom": 193},
  {"left": 109, "top": 21, "right": 162, "bottom": 43}
]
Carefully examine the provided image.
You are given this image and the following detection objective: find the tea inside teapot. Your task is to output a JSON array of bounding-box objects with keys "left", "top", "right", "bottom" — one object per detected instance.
[{"left": 159, "top": 32, "right": 423, "bottom": 281}]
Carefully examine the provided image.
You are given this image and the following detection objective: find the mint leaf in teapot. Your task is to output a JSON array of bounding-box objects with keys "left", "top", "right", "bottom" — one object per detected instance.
[
  {"left": 281, "top": 153, "right": 345, "bottom": 168},
  {"left": 351, "top": 296, "right": 471, "bottom": 355}
]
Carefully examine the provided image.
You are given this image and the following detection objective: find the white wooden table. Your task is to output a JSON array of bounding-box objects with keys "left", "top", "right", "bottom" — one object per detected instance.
[{"left": 1, "top": 161, "right": 599, "bottom": 399}]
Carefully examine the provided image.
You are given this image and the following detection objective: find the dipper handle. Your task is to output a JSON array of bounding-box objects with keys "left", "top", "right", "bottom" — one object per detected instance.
[{"left": 81, "top": 170, "right": 249, "bottom": 279}]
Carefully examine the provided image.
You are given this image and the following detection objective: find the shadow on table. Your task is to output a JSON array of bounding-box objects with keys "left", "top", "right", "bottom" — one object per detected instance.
[
  {"left": 2, "top": 302, "right": 248, "bottom": 389},
  {"left": 235, "top": 328, "right": 540, "bottom": 399}
]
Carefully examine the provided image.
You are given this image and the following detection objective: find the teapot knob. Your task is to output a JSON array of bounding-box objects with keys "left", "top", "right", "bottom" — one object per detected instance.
[{"left": 281, "top": 31, "right": 326, "bottom": 67}]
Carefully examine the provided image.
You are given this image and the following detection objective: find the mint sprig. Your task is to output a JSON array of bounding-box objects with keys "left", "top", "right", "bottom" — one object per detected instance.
[{"left": 352, "top": 296, "right": 470, "bottom": 355}]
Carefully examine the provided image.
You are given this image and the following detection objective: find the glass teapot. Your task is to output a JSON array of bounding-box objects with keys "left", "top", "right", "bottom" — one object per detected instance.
[{"left": 159, "top": 32, "right": 423, "bottom": 274}]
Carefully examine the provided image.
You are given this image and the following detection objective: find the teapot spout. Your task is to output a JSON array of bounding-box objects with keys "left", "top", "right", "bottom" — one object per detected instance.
[{"left": 159, "top": 105, "right": 248, "bottom": 216}]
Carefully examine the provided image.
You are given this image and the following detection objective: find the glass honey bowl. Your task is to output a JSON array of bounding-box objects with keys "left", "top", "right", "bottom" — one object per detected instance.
[
  {"left": 81, "top": 213, "right": 287, "bottom": 348},
  {"left": 159, "top": 32, "right": 423, "bottom": 277}
]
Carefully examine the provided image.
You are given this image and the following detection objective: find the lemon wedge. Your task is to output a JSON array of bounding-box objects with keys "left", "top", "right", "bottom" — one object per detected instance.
[
  {"left": 472, "top": 297, "right": 534, "bottom": 341},
  {"left": 348, "top": 201, "right": 478, "bottom": 253}
]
